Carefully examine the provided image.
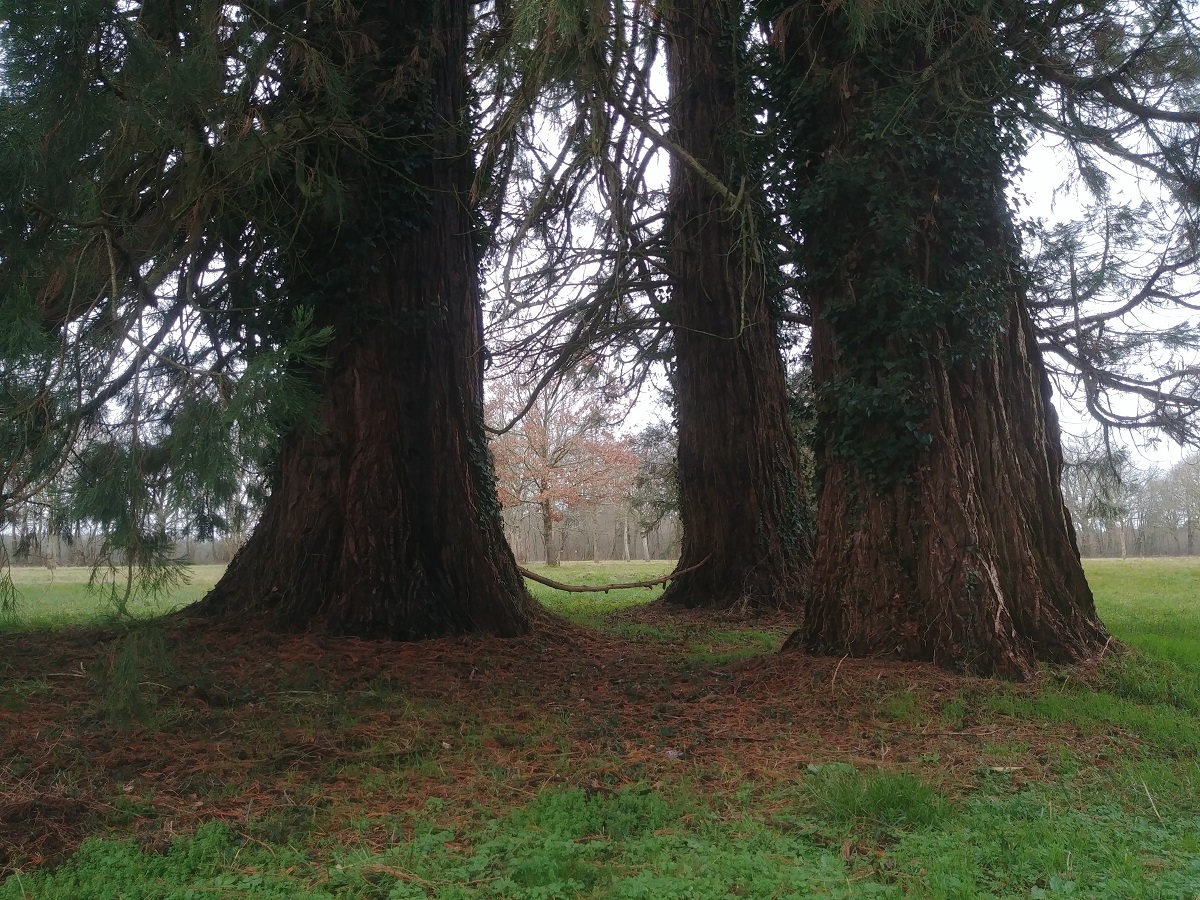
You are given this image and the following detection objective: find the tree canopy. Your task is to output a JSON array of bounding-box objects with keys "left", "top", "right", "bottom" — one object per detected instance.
[{"left": 1, "top": 0, "right": 1198, "bottom": 667}]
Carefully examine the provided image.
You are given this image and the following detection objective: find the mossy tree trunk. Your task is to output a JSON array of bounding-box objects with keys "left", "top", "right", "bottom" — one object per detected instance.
[{"left": 795, "top": 294, "right": 1107, "bottom": 677}]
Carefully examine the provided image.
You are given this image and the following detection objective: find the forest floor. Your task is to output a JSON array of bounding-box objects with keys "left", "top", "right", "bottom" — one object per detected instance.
[{"left": 1, "top": 560, "right": 1199, "bottom": 897}]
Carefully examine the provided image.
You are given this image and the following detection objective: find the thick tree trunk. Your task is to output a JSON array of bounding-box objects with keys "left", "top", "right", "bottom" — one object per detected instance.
[
  {"left": 795, "top": 300, "right": 1107, "bottom": 677},
  {"left": 196, "top": 0, "right": 531, "bottom": 638},
  {"left": 777, "top": 4, "right": 1106, "bottom": 675},
  {"left": 661, "top": 0, "right": 811, "bottom": 611}
]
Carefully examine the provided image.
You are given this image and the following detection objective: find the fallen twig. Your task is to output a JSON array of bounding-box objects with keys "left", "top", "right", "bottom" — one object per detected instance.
[{"left": 1142, "top": 778, "right": 1164, "bottom": 824}]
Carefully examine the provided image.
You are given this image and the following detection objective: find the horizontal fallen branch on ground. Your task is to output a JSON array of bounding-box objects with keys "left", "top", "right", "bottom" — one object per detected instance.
[{"left": 516, "top": 556, "right": 710, "bottom": 593}]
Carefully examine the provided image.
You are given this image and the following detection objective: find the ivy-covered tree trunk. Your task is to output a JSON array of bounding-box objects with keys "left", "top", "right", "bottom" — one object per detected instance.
[
  {"left": 795, "top": 294, "right": 1107, "bottom": 677},
  {"left": 776, "top": 4, "right": 1106, "bottom": 675},
  {"left": 660, "top": 0, "right": 811, "bottom": 611},
  {"left": 197, "top": 0, "right": 532, "bottom": 638}
]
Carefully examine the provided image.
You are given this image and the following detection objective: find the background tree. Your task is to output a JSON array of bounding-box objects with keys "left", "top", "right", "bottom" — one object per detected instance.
[
  {"left": 487, "top": 371, "right": 637, "bottom": 566},
  {"left": 0, "top": 0, "right": 532, "bottom": 637},
  {"left": 1061, "top": 436, "right": 1139, "bottom": 557},
  {"left": 658, "top": 0, "right": 812, "bottom": 611},
  {"left": 629, "top": 420, "right": 680, "bottom": 559},
  {"left": 1172, "top": 456, "right": 1200, "bottom": 555}
]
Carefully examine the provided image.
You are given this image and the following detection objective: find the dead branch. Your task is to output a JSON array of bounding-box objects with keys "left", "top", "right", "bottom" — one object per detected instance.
[{"left": 517, "top": 555, "right": 711, "bottom": 593}]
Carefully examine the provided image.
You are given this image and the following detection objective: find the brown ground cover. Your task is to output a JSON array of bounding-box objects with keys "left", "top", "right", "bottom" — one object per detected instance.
[{"left": 0, "top": 605, "right": 1111, "bottom": 877}]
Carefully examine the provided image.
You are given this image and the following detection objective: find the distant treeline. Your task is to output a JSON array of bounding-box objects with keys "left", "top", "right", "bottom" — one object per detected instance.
[
  {"left": 1, "top": 531, "right": 241, "bottom": 568},
  {"left": 503, "top": 503, "right": 680, "bottom": 565},
  {"left": 1063, "top": 440, "right": 1200, "bottom": 558}
]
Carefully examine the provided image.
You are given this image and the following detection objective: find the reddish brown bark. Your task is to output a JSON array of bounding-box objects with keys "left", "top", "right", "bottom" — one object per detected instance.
[
  {"left": 195, "top": 0, "right": 531, "bottom": 638},
  {"left": 660, "top": 0, "right": 811, "bottom": 610},
  {"left": 793, "top": 298, "right": 1107, "bottom": 677},
  {"left": 777, "top": 5, "right": 1107, "bottom": 675}
]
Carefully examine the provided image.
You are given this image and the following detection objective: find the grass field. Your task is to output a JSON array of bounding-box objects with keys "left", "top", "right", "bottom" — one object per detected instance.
[
  {"left": 0, "top": 565, "right": 225, "bottom": 632},
  {"left": 1, "top": 558, "right": 1199, "bottom": 897},
  {"left": 1085, "top": 557, "right": 1200, "bottom": 667}
]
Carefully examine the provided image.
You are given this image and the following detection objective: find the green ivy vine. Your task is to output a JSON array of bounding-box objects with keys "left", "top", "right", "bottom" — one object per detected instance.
[{"left": 771, "top": 0, "right": 1035, "bottom": 486}]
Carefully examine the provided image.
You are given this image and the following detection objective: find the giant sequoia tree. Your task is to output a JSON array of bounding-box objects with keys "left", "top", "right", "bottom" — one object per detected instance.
[
  {"left": 773, "top": 2, "right": 1110, "bottom": 675},
  {"left": 660, "top": 0, "right": 811, "bottom": 610},
  {"left": 0, "top": 0, "right": 532, "bottom": 637},
  {"left": 475, "top": 0, "right": 812, "bottom": 610}
]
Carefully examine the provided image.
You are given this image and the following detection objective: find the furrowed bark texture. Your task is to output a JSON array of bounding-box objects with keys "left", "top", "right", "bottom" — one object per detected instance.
[
  {"left": 197, "top": 0, "right": 532, "bottom": 638},
  {"left": 798, "top": 299, "right": 1108, "bottom": 677},
  {"left": 778, "top": 5, "right": 1107, "bottom": 675},
  {"left": 661, "top": 0, "right": 811, "bottom": 611}
]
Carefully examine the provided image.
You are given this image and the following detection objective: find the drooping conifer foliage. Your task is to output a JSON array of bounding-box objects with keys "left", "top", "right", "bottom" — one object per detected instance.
[
  {"left": 3, "top": 0, "right": 1199, "bottom": 668},
  {"left": 1019, "top": 0, "right": 1200, "bottom": 440},
  {"left": 0, "top": 0, "right": 533, "bottom": 635}
]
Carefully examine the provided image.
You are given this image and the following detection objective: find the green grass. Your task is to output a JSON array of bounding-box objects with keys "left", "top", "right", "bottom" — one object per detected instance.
[
  {"left": 1087, "top": 557, "right": 1200, "bottom": 663},
  {"left": 524, "top": 560, "right": 676, "bottom": 623},
  {"left": 7, "top": 762, "right": 1199, "bottom": 898},
  {"left": 0, "top": 565, "right": 224, "bottom": 631},
  {"left": 526, "top": 560, "right": 792, "bottom": 664},
  {"left": 882, "top": 764, "right": 1200, "bottom": 899},
  {"left": 0, "top": 791, "right": 860, "bottom": 899},
  {"left": 982, "top": 687, "right": 1200, "bottom": 753},
  {"left": 683, "top": 626, "right": 783, "bottom": 664},
  {"left": 1007, "top": 558, "right": 1200, "bottom": 753},
  {"left": 0, "top": 560, "right": 677, "bottom": 636},
  {"left": 804, "top": 764, "right": 950, "bottom": 830},
  {"left": 6, "top": 557, "right": 1200, "bottom": 897}
]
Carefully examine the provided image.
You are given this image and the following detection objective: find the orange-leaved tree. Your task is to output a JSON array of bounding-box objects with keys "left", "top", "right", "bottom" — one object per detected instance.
[{"left": 487, "top": 374, "right": 637, "bottom": 566}]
